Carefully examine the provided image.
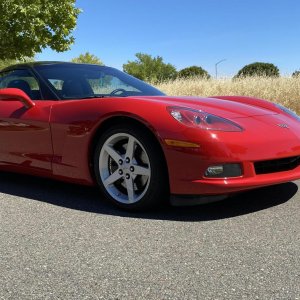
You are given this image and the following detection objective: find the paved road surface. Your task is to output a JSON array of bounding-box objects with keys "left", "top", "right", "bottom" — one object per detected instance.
[{"left": 0, "top": 173, "right": 299, "bottom": 299}]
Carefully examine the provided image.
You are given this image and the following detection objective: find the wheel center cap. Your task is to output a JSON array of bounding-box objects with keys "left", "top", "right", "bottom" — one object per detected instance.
[{"left": 121, "top": 163, "right": 130, "bottom": 172}]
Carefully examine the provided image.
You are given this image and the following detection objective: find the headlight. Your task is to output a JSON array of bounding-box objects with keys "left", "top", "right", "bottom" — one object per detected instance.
[
  {"left": 276, "top": 103, "right": 300, "bottom": 122},
  {"left": 167, "top": 106, "right": 243, "bottom": 132}
]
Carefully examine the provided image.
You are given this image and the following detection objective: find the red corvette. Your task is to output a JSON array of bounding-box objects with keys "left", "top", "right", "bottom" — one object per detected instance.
[{"left": 0, "top": 62, "right": 300, "bottom": 210}]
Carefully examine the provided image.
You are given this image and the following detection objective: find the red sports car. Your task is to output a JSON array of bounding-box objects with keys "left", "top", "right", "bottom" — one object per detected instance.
[{"left": 0, "top": 62, "right": 300, "bottom": 210}]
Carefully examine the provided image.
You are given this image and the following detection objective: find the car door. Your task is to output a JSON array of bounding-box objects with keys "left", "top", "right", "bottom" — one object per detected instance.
[{"left": 0, "top": 68, "right": 54, "bottom": 174}]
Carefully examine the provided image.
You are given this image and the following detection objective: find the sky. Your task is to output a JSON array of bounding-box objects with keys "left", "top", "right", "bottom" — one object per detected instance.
[{"left": 37, "top": 0, "right": 300, "bottom": 77}]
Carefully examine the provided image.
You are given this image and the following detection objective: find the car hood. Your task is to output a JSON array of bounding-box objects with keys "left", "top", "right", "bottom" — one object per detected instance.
[{"left": 130, "top": 96, "right": 279, "bottom": 119}]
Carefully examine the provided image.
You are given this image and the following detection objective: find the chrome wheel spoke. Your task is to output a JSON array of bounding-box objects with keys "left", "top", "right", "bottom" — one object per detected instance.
[
  {"left": 133, "top": 165, "right": 150, "bottom": 177},
  {"left": 125, "top": 136, "right": 135, "bottom": 161},
  {"left": 125, "top": 177, "right": 135, "bottom": 203},
  {"left": 104, "top": 145, "right": 122, "bottom": 163},
  {"left": 103, "top": 171, "right": 122, "bottom": 187}
]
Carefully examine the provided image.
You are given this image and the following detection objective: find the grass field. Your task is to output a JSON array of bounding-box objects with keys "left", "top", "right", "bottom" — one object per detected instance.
[{"left": 155, "top": 76, "right": 300, "bottom": 114}]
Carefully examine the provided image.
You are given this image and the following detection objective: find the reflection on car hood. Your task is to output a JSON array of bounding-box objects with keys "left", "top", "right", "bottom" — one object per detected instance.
[{"left": 130, "top": 96, "right": 279, "bottom": 119}]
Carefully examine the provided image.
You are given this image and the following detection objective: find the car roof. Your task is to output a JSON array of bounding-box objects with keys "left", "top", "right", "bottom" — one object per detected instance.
[{"left": 1, "top": 61, "right": 100, "bottom": 72}]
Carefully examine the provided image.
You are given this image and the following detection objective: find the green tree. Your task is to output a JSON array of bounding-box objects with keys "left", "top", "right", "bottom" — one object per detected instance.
[
  {"left": 71, "top": 52, "right": 104, "bottom": 65},
  {"left": 235, "top": 62, "right": 280, "bottom": 78},
  {"left": 178, "top": 66, "right": 210, "bottom": 79},
  {"left": 123, "top": 53, "right": 177, "bottom": 82},
  {"left": 0, "top": 60, "right": 18, "bottom": 70},
  {"left": 0, "top": 57, "right": 35, "bottom": 70},
  {"left": 0, "top": 0, "right": 81, "bottom": 60},
  {"left": 292, "top": 70, "right": 300, "bottom": 77}
]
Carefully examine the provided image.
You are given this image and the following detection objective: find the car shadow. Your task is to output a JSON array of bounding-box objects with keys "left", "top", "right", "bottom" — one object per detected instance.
[{"left": 0, "top": 172, "right": 298, "bottom": 222}]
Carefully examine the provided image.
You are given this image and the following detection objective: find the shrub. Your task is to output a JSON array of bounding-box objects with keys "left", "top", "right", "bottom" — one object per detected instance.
[
  {"left": 178, "top": 66, "right": 210, "bottom": 79},
  {"left": 71, "top": 52, "right": 104, "bottom": 65},
  {"left": 235, "top": 62, "right": 280, "bottom": 78}
]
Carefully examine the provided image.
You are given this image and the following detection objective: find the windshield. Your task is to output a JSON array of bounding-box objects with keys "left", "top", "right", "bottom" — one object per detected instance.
[{"left": 34, "top": 64, "right": 165, "bottom": 99}]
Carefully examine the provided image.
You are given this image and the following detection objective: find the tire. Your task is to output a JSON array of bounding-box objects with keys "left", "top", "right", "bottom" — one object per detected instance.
[{"left": 93, "top": 123, "right": 168, "bottom": 211}]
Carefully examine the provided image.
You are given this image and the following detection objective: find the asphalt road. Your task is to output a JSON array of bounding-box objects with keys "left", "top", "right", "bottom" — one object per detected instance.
[{"left": 0, "top": 172, "right": 299, "bottom": 300}]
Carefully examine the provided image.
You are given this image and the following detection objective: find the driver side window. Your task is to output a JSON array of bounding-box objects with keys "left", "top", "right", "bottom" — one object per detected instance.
[{"left": 0, "top": 69, "right": 42, "bottom": 100}]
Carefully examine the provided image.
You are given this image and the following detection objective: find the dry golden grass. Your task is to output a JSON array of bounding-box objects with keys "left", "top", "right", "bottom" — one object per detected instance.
[{"left": 155, "top": 76, "right": 300, "bottom": 114}]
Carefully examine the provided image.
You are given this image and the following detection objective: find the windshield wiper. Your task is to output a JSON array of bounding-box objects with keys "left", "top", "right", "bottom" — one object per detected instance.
[
  {"left": 81, "top": 95, "right": 108, "bottom": 99},
  {"left": 62, "top": 95, "right": 109, "bottom": 100},
  {"left": 63, "top": 95, "right": 129, "bottom": 100},
  {"left": 80, "top": 95, "right": 128, "bottom": 99}
]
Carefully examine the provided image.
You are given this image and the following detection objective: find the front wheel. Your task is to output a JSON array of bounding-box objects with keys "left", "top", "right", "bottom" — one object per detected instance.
[{"left": 94, "top": 123, "right": 168, "bottom": 211}]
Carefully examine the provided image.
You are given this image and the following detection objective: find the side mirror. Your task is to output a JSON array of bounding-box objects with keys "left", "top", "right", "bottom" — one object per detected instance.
[{"left": 0, "top": 88, "right": 35, "bottom": 109}]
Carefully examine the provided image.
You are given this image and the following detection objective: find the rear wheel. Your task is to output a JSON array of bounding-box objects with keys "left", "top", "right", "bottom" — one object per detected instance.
[{"left": 94, "top": 123, "right": 168, "bottom": 211}]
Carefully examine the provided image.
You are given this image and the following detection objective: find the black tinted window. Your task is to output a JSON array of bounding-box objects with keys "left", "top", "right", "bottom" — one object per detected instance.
[{"left": 0, "top": 69, "right": 42, "bottom": 100}]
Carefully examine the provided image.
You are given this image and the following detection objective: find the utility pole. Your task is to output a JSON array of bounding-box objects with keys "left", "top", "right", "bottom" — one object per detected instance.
[{"left": 215, "top": 59, "right": 226, "bottom": 79}]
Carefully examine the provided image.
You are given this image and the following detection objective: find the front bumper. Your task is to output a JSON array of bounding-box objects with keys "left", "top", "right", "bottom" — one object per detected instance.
[
  {"left": 185, "top": 164, "right": 300, "bottom": 195},
  {"left": 163, "top": 115, "right": 300, "bottom": 196}
]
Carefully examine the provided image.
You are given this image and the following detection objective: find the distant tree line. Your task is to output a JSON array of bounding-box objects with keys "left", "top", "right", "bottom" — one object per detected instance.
[
  {"left": 1, "top": 52, "right": 300, "bottom": 81},
  {"left": 69, "top": 53, "right": 300, "bottom": 81}
]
